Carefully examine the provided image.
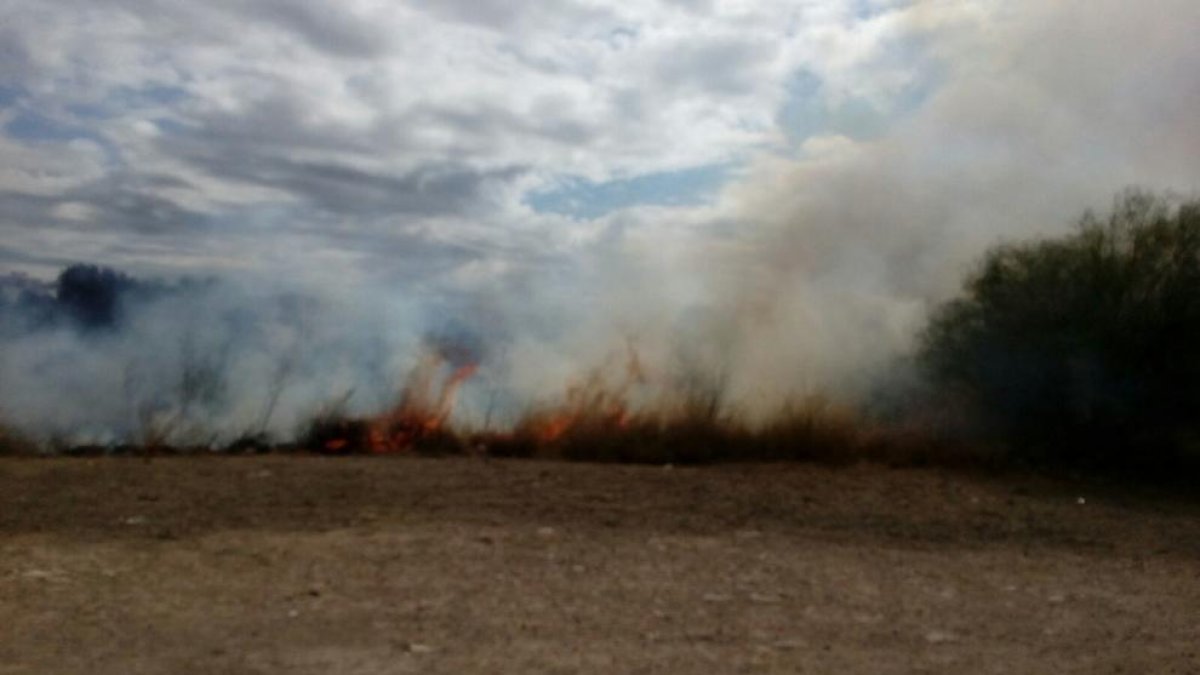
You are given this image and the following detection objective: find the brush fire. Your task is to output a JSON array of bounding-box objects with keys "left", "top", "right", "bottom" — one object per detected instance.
[
  {"left": 296, "top": 335, "right": 912, "bottom": 466},
  {"left": 309, "top": 342, "right": 480, "bottom": 454},
  {"left": 307, "top": 339, "right": 653, "bottom": 455}
]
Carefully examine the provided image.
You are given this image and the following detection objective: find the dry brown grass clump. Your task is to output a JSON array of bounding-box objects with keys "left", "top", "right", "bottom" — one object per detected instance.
[
  {"left": 472, "top": 395, "right": 966, "bottom": 467},
  {"left": 300, "top": 412, "right": 466, "bottom": 455}
]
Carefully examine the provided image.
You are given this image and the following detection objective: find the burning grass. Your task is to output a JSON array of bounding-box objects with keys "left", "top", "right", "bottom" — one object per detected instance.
[
  {"left": 296, "top": 339, "right": 907, "bottom": 464},
  {"left": 32, "top": 338, "right": 973, "bottom": 468},
  {"left": 478, "top": 395, "right": 972, "bottom": 466},
  {"left": 300, "top": 396, "right": 969, "bottom": 467},
  {"left": 301, "top": 348, "right": 476, "bottom": 456}
]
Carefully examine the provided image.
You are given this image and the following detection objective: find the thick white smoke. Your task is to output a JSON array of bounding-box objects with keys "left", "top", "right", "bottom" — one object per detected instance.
[
  {"left": 1, "top": 0, "right": 1197, "bottom": 444},
  {"left": 0, "top": 274, "right": 432, "bottom": 444}
]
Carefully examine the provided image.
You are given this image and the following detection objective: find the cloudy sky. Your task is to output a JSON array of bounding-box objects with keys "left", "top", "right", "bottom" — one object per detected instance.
[
  {"left": 0, "top": 0, "right": 1198, "bottom": 435},
  {"left": 1, "top": 0, "right": 1197, "bottom": 305}
]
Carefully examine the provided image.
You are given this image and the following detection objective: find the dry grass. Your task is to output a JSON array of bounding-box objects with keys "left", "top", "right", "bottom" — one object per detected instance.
[
  {"left": 36, "top": 390, "right": 982, "bottom": 470},
  {"left": 471, "top": 396, "right": 976, "bottom": 467}
]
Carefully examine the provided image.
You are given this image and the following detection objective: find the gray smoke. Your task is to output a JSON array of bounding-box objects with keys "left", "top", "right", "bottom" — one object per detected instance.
[
  {"left": 0, "top": 269, "right": 431, "bottom": 444},
  {"left": 1, "top": 0, "right": 1198, "bottom": 443}
]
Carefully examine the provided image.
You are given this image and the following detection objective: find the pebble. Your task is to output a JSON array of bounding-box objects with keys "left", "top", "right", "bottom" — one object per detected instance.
[
  {"left": 407, "top": 643, "right": 435, "bottom": 654},
  {"left": 924, "top": 630, "right": 955, "bottom": 644}
]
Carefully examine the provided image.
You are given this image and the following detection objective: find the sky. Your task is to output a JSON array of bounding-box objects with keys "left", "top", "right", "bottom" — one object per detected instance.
[
  {"left": 1, "top": 0, "right": 1199, "bottom": 433},
  {"left": 2, "top": 0, "right": 1191, "bottom": 282},
  {"left": 0, "top": 0, "right": 912, "bottom": 281}
]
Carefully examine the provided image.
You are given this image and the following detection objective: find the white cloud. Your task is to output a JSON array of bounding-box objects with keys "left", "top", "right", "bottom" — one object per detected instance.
[{"left": 0, "top": 0, "right": 890, "bottom": 281}]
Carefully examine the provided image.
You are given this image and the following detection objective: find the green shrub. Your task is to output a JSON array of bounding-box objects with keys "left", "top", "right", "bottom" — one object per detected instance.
[{"left": 919, "top": 191, "right": 1200, "bottom": 470}]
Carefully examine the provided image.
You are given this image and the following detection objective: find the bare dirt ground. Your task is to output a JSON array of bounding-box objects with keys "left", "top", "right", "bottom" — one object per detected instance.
[{"left": 1, "top": 456, "right": 1198, "bottom": 674}]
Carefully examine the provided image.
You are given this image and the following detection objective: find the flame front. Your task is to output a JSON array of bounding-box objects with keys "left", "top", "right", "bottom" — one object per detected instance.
[
  {"left": 518, "top": 342, "right": 644, "bottom": 442},
  {"left": 366, "top": 353, "right": 479, "bottom": 453}
]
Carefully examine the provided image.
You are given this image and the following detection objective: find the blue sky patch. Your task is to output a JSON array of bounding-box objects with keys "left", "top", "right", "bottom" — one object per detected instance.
[
  {"left": 779, "top": 70, "right": 887, "bottom": 143},
  {"left": 4, "top": 111, "right": 92, "bottom": 142},
  {"left": 0, "top": 86, "right": 22, "bottom": 107},
  {"left": 526, "top": 163, "right": 732, "bottom": 219},
  {"left": 779, "top": 63, "right": 940, "bottom": 146},
  {"left": 68, "top": 84, "right": 189, "bottom": 120},
  {"left": 4, "top": 110, "right": 123, "bottom": 168}
]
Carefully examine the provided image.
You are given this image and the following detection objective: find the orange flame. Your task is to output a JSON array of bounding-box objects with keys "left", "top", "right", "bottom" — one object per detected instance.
[
  {"left": 517, "top": 342, "right": 644, "bottom": 443},
  {"left": 366, "top": 352, "right": 479, "bottom": 453}
]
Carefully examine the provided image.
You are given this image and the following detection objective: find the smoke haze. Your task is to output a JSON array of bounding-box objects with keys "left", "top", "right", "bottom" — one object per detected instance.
[{"left": 0, "top": 0, "right": 1197, "bottom": 442}]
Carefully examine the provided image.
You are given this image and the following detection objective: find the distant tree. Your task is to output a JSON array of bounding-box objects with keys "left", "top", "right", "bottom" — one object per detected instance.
[
  {"left": 55, "top": 264, "right": 138, "bottom": 329},
  {"left": 919, "top": 191, "right": 1200, "bottom": 470}
]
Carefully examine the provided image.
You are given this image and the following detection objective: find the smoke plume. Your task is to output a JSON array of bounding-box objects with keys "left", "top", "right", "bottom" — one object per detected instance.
[{"left": 1, "top": 0, "right": 1198, "bottom": 445}]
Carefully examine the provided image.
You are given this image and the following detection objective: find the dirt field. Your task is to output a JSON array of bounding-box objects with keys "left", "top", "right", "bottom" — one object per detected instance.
[{"left": 1, "top": 456, "right": 1197, "bottom": 674}]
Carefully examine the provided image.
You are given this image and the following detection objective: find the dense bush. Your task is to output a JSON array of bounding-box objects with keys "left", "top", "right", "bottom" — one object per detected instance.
[{"left": 919, "top": 191, "right": 1200, "bottom": 470}]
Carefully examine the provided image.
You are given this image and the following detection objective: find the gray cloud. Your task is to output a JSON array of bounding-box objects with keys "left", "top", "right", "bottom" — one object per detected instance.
[
  {"left": 652, "top": 38, "right": 778, "bottom": 96},
  {"left": 165, "top": 135, "right": 528, "bottom": 219},
  {"left": 0, "top": 0, "right": 814, "bottom": 282},
  {"left": 406, "top": 0, "right": 620, "bottom": 34},
  {"left": 229, "top": 0, "right": 395, "bottom": 58}
]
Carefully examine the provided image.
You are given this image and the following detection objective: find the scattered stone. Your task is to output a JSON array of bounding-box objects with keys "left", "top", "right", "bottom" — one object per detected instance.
[
  {"left": 407, "top": 643, "right": 435, "bottom": 654},
  {"left": 924, "top": 630, "right": 955, "bottom": 644},
  {"left": 22, "top": 569, "right": 57, "bottom": 580}
]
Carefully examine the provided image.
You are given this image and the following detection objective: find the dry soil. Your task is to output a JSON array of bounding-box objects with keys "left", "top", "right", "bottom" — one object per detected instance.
[{"left": 1, "top": 456, "right": 1198, "bottom": 674}]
